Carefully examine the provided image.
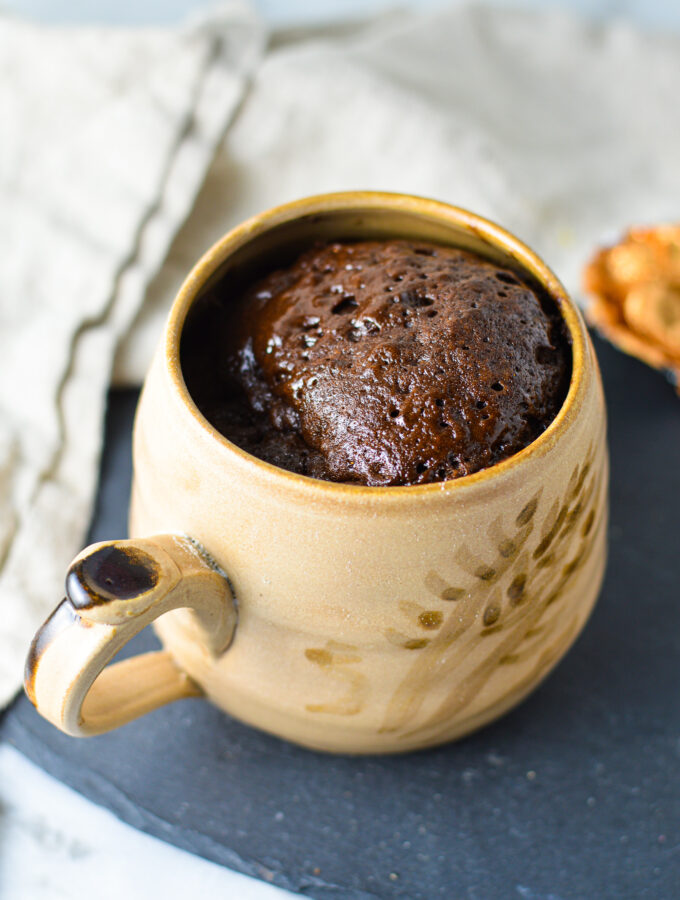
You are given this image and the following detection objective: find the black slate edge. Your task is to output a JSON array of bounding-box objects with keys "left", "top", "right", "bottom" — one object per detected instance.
[
  {"left": 2, "top": 707, "right": 377, "bottom": 900},
  {"left": 3, "top": 340, "right": 680, "bottom": 900}
]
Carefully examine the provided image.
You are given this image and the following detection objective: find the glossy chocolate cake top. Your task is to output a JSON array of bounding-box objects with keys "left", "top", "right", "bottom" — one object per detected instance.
[{"left": 182, "top": 239, "right": 570, "bottom": 486}]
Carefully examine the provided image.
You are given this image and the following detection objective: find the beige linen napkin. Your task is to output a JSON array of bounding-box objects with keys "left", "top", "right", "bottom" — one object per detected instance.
[
  {"left": 0, "top": 3, "right": 264, "bottom": 708},
  {"left": 117, "top": 4, "right": 680, "bottom": 383},
  {"left": 3, "top": 2, "right": 680, "bottom": 710}
]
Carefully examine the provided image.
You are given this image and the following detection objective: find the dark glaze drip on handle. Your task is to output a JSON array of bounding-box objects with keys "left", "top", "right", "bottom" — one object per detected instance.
[
  {"left": 66, "top": 545, "right": 159, "bottom": 610},
  {"left": 24, "top": 598, "right": 80, "bottom": 706}
]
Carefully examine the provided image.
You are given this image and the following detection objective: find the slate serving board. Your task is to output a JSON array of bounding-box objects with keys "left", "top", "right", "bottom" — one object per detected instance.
[{"left": 2, "top": 335, "right": 679, "bottom": 900}]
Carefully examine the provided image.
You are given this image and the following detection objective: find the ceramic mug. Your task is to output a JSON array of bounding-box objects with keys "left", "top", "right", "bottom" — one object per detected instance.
[{"left": 25, "top": 192, "right": 608, "bottom": 754}]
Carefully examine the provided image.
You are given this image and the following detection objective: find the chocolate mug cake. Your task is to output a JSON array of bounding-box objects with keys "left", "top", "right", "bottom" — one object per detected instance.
[
  {"left": 25, "top": 193, "right": 606, "bottom": 753},
  {"left": 182, "top": 239, "right": 570, "bottom": 485}
]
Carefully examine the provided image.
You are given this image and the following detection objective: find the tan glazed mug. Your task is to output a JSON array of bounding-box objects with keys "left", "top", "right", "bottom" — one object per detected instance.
[{"left": 25, "top": 192, "right": 609, "bottom": 754}]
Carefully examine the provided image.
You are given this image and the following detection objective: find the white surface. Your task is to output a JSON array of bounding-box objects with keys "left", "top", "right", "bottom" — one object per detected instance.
[{"left": 0, "top": 743, "right": 290, "bottom": 899}]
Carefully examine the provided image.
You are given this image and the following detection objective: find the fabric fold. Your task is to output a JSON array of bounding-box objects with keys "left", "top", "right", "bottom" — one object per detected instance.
[{"left": 0, "top": 2, "right": 265, "bottom": 708}]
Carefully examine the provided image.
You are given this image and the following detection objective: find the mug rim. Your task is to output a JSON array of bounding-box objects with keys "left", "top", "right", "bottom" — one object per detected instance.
[{"left": 163, "top": 191, "right": 589, "bottom": 498}]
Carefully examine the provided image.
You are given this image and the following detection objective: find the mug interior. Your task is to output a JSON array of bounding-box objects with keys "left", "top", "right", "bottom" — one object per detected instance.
[
  {"left": 187, "top": 204, "right": 555, "bottom": 310},
  {"left": 169, "top": 193, "right": 586, "bottom": 493}
]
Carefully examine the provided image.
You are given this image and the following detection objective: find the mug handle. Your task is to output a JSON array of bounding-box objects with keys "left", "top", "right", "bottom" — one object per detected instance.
[{"left": 24, "top": 535, "right": 236, "bottom": 737}]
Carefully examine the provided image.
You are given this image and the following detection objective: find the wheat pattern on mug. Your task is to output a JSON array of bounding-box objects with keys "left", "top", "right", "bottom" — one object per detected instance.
[
  {"left": 303, "top": 641, "right": 368, "bottom": 716},
  {"left": 379, "top": 442, "right": 606, "bottom": 739}
]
